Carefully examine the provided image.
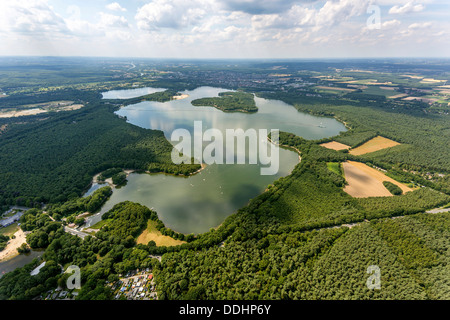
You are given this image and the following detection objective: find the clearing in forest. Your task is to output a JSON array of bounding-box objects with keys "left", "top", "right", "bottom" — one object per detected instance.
[
  {"left": 349, "top": 136, "right": 400, "bottom": 155},
  {"left": 342, "top": 161, "right": 412, "bottom": 198},
  {"left": 320, "top": 141, "right": 351, "bottom": 151},
  {"left": 137, "top": 220, "right": 186, "bottom": 247}
]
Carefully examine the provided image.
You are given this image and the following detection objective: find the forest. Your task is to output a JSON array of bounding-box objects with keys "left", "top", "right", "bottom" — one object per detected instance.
[
  {"left": 191, "top": 91, "right": 257, "bottom": 113},
  {"left": 0, "top": 102, "right": 200, "bottom": 208},
  {"left": 103, "top": 89, "right": 180, "bottom": 107}
]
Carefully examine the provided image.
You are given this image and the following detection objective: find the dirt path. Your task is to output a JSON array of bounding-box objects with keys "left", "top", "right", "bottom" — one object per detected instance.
[
  {"left": 426, "top": 207, "right": 450, "bottom": 214},
  {"left": 0, "top": 229, "right": 27, "bottom": 262}
]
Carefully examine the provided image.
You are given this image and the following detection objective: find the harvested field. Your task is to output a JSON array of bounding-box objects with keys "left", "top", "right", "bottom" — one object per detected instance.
[
  {"left": 388, "top": 93, "right": 408, "bottom": 99},
  {"left": 137, "top": 220, "right": 186, "bottom": 247},
  {"left": 0, "top": 108, "right": 47, "bottom": 118},
  {"left": 57, "top": 104, "right": 84, "bottom": 111},
  {"left": 349, "top": 136, "right": 400, "bottom": 155},
  {"left": 420, "top": 78, "right": 446, "bottom": 83},
  {"left": 315, "top": 86, "right": 356, "bottom": 92},
  {"left": 320, "top": 141, "right": 351, "bottom": 151},
  {"left": 379, "top": 86, "right": 397, "bottom": 91},
  {"left": 342, "top": 161, "right": 412, "bottom": 198},
  {"left": 401, "top": 75, "right": 423, "bottom": 79}
]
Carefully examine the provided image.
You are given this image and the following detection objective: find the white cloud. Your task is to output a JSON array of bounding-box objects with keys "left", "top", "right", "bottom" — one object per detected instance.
[
  {"left": 249, "top": 0, "right": 369, "bottom": 31},
  {"left": 98, "top": 12, "right": 129, "bottom": 29},
  {"left": 408, "top": 21, "right": 432, "bottom": 29},
  {"left": 382, "top": 19, "right": 401, "bottom": 28},
  {"left": 314, "top": 0, "right": 368, "bottom": 27},
  {"left": 0, "top": 0, "right": 68, "bottom": 36},
  {"left": 0, "top": 0, "right": 448, "bottom": 58},
  {"left": 136, "top": 0, "right": 212, "bottom": 30},
  {"left": 389, "top": 2, "right": 425, "bottom": 14},
  {"left": 106, "top": 2, "right": 127, "bottom": 12}
]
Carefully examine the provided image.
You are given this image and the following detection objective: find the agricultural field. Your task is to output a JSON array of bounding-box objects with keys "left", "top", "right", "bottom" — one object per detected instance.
[
  {"left": 349, "top": 136, "right": 401, "bottom": 156},
  {"left": 362, "top": 86, "right": 403, "bottom": 98},
  {"left": 342, "top": 161, "right": 412, "bottom": 198},
  {"left": 314, "top": 86, "right": 356, "bottom": 94},
  {"left": 320, "top": 141, "right": 351, "bottom": 151},
  {"left": 137, "top": 220, "right": 186, "bottom": 247}
]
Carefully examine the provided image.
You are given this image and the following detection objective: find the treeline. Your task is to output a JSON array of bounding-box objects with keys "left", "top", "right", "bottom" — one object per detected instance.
[
  {"left": 98, "top": 201, "right": 152, "bottom": 242},
  {"left": 192, "top": 91, "right": 257, "bottom": 113},
  {"left": 0, "top": 88, "right": 100, "bottom": 110},
  {"left": 383, "top": 181, "right": 403, "bottom": 195},
  {"left": 98, "top": 168, "right": 127, "bottom": 186},
  {"left": 96, "top": 201, "right": 197, "bottom": 248},
  {"left": 104, "top": 89, "right": 179, "bottom": 106},
  {"left": 0, "top": 234, "right": 9, "bottom": 251},
  {"left": 358, "top": 188, "right": 450, "bottom": 220},
  {"left": 0, "top": 259, "right": 62, "bottom": 300},
  {"left": 46, "top": 186, "right": 112, "bottom": 221}
]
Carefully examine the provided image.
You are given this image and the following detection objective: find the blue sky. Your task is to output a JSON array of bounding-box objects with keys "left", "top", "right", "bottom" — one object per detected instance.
[{"left": 0, "top": 0, "right": 449, "bottom": 58}]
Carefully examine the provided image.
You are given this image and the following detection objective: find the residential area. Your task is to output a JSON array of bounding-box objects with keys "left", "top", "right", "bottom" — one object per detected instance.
[{"left": 110, "top": 269, "right": 158, "bottom": 300}]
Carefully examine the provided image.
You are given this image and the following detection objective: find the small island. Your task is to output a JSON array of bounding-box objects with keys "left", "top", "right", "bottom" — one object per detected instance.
[
  {"left": 105, "top": 89, "right": 183, "bottom": 106},
  {"left": 191, "top": 91, "right": 257, "bottom": 113}
]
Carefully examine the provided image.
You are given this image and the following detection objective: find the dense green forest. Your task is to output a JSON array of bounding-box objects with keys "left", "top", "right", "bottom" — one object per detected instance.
[
  {"left": 44, "top": 186, "right": 112, "bottom": 222},
  {"left": 103, "top": 89, "right": 180, "bottom": 106},
  {"left": 0, "top": 234, "right": 8, "bottom": 251},
  {"left": 191, "top": 91, "right": 257, "bottom": 113}
]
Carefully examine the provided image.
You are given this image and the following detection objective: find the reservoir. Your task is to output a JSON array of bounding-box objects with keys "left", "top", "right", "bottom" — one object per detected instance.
[
  {"left": 0, "top": 250, "right": 43, "bottom": 278},
  {"left": 86, "top": 87, "right": 346, "bottom": 234}
]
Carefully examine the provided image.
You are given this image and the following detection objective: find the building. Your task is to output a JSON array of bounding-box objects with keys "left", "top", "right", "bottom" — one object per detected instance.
[{"left": 0, "top": 211, "right": 25, "bottom": 227}]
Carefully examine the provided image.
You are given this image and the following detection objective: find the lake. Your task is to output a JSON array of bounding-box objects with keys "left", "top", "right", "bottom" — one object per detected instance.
[
  {"left": 86, "top": 87, "right": 346, "bottom": 234},
  {"left": 0, "top": 250, "right": 43, "bottom": 278}
]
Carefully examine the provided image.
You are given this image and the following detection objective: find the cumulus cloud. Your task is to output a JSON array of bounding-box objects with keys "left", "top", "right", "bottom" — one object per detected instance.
[
  {"left": 98, "top": 12, "right": 129, "bottom": 28},
  {"left": 408, "top": 21, "right": 432, "bottom": 29},
  {"left": 249, "top": 0, "right": 369, "bottom": 31},
  {"left": 382, "top": 19, "right": 401, "bottom": 28},
  {"left": 135, "top": 0, "right": 211, "bottom": 30},
  {"left": 314, "top": 0, "right": 368, "bottom": 27},
  {"left": 0, "top": 0, "right": 68, "bottom": 35},
  {"left": 389, "top": 2, "right": 425, "bottom": 14},
  {"left": 106, "top": 2, "right": 127, "bottom": 12}
]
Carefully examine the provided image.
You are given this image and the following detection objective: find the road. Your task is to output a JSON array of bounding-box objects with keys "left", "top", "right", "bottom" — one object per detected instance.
[
  {"left": 426, "top": 207, "right": 450, "bottom": 214},
  {"left": 64, "top": 226, "right": 91, "bottom": 239}
]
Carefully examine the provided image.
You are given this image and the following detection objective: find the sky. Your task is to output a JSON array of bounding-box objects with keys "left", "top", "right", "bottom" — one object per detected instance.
[{"left": 0, "top": 0, "right": 449, "bottom": 59}]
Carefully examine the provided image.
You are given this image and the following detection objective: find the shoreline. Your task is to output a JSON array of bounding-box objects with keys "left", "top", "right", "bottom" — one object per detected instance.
[
  {"left": 172, "top": 94, "right": 189, "bottom": 100},
  {"left": 0, "top": 229, "right": 28, "bottom": 262},
  {"left": 267, "top": 137, "right": 302, "bottom": 162}
]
